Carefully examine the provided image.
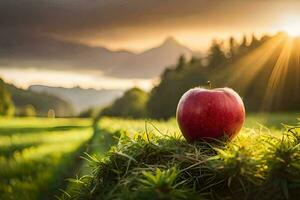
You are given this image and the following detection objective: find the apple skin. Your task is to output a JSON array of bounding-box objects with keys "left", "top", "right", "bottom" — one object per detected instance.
[{"left": 176, "top": 87, "right": 245, "bottom": 142}]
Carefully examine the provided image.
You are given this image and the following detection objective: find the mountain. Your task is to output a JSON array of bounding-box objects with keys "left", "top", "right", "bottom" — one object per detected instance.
[
  {"left": 0, "top": 34, "right": 194, "bottom": 79},
  {"left": 4, "top": 83, "right": 73, "bottom": 117},
  {"left": 114, "top": 37, "right": 193, "bottom": 78},
  {"left": 29, "top": 85, "right": 124, "bottom": 113}
]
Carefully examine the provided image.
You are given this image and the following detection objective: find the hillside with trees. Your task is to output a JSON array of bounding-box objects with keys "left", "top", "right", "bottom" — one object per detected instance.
[
  {"left": 147, "top": 32, "right": 300, "bottom": 119},
  {"left": 0, "top": 79, "right": 73, "bottom": 117},
  {"left": 100, "top": 88, "right": 148, "bottom": 119}
]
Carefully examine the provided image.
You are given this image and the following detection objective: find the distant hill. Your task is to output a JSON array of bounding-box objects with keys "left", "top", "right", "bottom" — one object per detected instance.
[
  {"left": 29, "top": 85, "right": 124, "bottom": 113},
  {"left": 0, "top": 35, "right": 194, "bottom": 79},
  {"left": 5, "top": 83, "right": 74, "bottom": 117},
  {"left": 114, "top": 37, "right": 193, "bottom": 78}
]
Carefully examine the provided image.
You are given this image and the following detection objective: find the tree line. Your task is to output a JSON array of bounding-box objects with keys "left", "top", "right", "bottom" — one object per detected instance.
[
  {"left": 99, "top": 32, "right": 300, "bottom": 119},
  {"left": 0, "top": 78, "right": 73, "bottom": 117},
  {"left": 0, "top": 80, "right": 38, "bottom": 117}
]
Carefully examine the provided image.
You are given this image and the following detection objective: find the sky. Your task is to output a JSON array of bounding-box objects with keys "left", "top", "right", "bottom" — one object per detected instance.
[{"left": 1, "top": 0, "right": 300, "bottom": 90}]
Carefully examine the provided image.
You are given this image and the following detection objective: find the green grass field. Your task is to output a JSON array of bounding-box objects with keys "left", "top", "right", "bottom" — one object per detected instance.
[
  {"left": 0, "top": 118, "right": 92, "bottom": 200},
  {"left": 1, "top": 114, "right": 300, "bottom": 200},
  {"left": 62, "top": 113, "right": 300, "bottom": 200}
]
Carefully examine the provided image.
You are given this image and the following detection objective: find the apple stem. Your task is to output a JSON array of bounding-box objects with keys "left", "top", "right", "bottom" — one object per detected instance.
[{"left": 207, "top": 81, "right": 212, "bottom": 89}]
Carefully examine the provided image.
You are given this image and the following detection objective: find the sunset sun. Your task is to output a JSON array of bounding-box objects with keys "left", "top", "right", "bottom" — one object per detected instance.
[
  {"left": 281, "top": 19, "right": 300, "bottom": 37},
  {"left": 284, "top": 23, "right": 300, "bottom": 37}
]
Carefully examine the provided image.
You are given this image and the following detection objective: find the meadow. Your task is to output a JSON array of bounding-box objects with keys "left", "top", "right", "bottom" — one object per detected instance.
[
  {"left": 0, "top": 114, "right": 299, "bottom": 200},
  {"left": 62, "top": 113, "right": 300, "bottom": 200},
  {"left": 0, "top": 118, "right": 92, "bottom": 200}
]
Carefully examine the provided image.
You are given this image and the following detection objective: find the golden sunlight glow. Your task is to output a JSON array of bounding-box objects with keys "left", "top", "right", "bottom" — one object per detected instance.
[
  {"left": 212, "top": 34, "right": 285, "bottom": 93},
  {"left": 212, "top": 33, "right": 297, "bottom": 111},
  {"left": 283, "top": 22, "right": 300, "bottom": 37},
  {"left": 279, "top": 15, "right": 300, "bottom": 37},
  {"left": 263, "top": 37, "right": 293, "bottom": 110},
  {"left": 0, "top": 68, "right": 154, "bottom": 91}
]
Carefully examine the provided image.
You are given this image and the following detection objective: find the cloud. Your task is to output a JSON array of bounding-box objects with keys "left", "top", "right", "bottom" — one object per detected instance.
[
  {"left": 1, "top": 0, "right": 300, "bottom": 78},
  {"left": 0, "top": 32, "right": 193, "bottom": 79},
  {"left": 2, "top": 0, "right": 296, "bottom": 42}
]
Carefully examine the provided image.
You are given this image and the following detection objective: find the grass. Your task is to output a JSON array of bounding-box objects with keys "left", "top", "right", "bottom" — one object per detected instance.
[
  {"left": 0, "top": 117, "right": 93, "bottom": 200},
  {"left": 61, "top": 113, "right": 300, "bottom": 200},
  {"left": 0, "top": 114, "right": 299, "bottom": 199}
]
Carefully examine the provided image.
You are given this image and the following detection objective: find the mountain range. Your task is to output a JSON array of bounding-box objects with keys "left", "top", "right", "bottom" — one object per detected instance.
[
  {"left": 0, "top": 35, "right": 194, "bottom": 79},
  {"left": 29, "top": 85, "right": 124, "bottom": 113}
]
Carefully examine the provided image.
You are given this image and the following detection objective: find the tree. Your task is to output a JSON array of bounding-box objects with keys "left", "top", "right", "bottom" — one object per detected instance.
[
  {"left": 189, "top": 57, "right": 199, "bottom": 65},
  {"left": 19, "top": 104, "right": 36, "bottom": 117},
  {"left": 207, "top": 40, "right": 226, "bottom": 68},
  {"left": 228, "top": 37, "right": 238, "bottom": 58},
  {"left": 250, "top": 34, "right": 260, "bottom": 48},
  {"left": 100, "top": 88, "right": 149, "bottom": 118},
  {"left": 79, "top": 107, "right": 100, "bottom": 118},
  {"left": 0, "top": 79, "right": 14, "bottom": 116},
  {"left": 238, "top": 35, "right": 248, "bottom": 54},
  {"left": 241, "top": 35, "right": 248, "bottom": 47},
  {"left": 175, "top": 55, "right": 187, "bottom": 71}
]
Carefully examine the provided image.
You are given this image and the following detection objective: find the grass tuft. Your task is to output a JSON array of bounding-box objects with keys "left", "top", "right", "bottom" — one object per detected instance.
[{"left": 62, "top": 117, "right": 300, "bottom": 200}]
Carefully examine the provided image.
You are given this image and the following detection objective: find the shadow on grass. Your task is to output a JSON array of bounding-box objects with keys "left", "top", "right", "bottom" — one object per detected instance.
[
  {"left": 0, "top": 143, "right": 40, "bottom": 158},
  {"left": 0, "top": 125, "right": 89, "bottom": 136}
]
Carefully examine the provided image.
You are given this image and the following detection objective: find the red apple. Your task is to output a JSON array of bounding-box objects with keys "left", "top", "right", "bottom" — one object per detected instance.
[{"left": 176, "top": 87, "right": 245, "bottom": 141}]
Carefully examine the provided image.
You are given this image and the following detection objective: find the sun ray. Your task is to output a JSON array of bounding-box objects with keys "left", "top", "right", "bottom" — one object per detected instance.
[
  {"left": 227, "top": 35, "right": 284, "bottom": 91},
  {"left": 295, "top": 39, "right": 300, "bottom": 95},
  {"left": 262, "top": 37, "right": 294, "bottom": 110},
  {"left": 212, "top": 34, "right": 285, "bottom": 95}
]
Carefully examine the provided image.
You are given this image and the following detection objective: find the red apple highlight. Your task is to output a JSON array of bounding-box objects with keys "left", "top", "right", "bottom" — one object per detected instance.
[{"left": 176, "top": 87, "right": 245, "bottom": 141}]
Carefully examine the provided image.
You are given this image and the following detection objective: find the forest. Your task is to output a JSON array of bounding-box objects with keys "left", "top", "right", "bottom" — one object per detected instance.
[{"left": 100, "top": 33, "right": 300, "bottom": 119}]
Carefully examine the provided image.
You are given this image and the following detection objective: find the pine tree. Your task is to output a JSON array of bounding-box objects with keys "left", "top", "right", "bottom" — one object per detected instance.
[
  {"left": 208, "top": 40, "right": 226, "bottom": 68},
  {"left": 229, "top": 37, "right": 238, "bottom": 58},
  {"left": 175, "top": 55, "right": 187, "bottom": 71}
]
